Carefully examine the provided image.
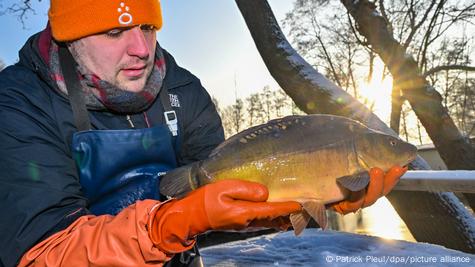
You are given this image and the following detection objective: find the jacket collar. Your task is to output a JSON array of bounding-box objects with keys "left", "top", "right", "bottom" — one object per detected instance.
[{"left": 161, "top": 49, "right": 193, "bottom": 91}]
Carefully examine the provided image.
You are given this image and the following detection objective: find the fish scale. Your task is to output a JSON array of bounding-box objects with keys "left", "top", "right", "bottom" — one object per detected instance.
[{"left": 160, "top": 114, "right": 417, "bottom": 235}]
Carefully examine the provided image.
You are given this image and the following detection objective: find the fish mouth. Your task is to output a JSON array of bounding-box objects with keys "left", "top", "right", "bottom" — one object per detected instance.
[{"left": 403, "top": 153, "right": 418, "bottom": 168}]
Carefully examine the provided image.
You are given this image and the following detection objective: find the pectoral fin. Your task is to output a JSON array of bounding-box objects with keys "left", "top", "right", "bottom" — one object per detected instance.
[
  {"left": 290, "top": 200, "right": 327, "bottom": 236},
  {"left": 336, "top": 171, "right": 370, "bottom": 191}
]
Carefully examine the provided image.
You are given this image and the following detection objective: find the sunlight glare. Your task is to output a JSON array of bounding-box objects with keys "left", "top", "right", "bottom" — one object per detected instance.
[
  {"left": 360, "top": 197, "right": 415, "bottom": 241},
  {"left": 358, "top": 61, "right": 393, "bottom": 120}
]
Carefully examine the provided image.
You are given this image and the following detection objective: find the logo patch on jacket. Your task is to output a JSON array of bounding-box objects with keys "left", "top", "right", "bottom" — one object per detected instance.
[{"left": 169, "top": 94, "right": 181, "bottom": 108}]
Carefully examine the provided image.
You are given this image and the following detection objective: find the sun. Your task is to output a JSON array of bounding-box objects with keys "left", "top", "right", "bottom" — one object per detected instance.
[{"left": 358, "top": 60, "right": 394, "bottom": 120}]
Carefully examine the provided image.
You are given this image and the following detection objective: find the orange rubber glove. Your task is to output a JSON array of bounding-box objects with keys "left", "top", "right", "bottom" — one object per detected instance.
[
  {"left": 331, "top": 165, "right": 407, "bottom": 215},
  {"left": 148, "top": 180, "right": 302, "bottom": 254}
]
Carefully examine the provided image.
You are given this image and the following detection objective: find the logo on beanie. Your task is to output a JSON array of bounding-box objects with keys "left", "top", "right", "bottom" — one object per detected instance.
[{"left": 118, "top": 2, "right": 133, "bottom": 25}]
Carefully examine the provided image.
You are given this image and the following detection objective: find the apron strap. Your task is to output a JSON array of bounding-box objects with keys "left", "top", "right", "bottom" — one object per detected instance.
[{"left": 59, "top": 45, "right": 92, "bottom": 131}]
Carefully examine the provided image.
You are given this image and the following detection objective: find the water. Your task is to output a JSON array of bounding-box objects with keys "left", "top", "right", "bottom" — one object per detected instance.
[{"left": 328, "top": 197, "right": 416, "bottom": 242}]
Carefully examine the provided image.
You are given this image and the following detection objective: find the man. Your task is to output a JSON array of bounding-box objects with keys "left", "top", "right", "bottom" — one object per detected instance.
[{"left": 0, "top": 0, "right": 405, "bottom": 266}]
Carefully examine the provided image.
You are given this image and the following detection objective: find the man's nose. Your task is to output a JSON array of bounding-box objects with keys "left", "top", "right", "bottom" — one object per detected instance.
[{"left": 126, "top": 27, "right": 150, "bottom": 59}]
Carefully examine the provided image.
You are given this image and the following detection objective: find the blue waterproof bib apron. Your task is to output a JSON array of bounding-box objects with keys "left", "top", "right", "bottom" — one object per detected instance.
[
  {"left": 56, "top": 45, "right": 179, "bottom": 215},
  {"left": 71, "top": 125, "right": 177, "bottom": 215}
]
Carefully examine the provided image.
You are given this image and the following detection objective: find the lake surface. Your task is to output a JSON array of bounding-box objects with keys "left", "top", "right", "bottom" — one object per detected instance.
[{"left": 328, "top": 197, "right": 416, "bottom": 242}]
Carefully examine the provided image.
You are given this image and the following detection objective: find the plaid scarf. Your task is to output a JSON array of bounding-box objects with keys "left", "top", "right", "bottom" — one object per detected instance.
[{"left": 49, "top": 41, "right": 166, "bottom": 114}]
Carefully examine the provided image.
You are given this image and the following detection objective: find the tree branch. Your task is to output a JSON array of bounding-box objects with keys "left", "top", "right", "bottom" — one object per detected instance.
[
  {"left": 403, "top": 0, "right": 438, "bottom": 49},
  {"left": 308, "top": 7, "right": 343, "bottom": 88},
  {"left": 424, "top": 65, "right": 475, "bottom": 77},
  {"left": 378, "top": 0, "right": 391, "bottom": 31},
  {"left": 0, "top": 0, "right": 36, "bottom": 27}
]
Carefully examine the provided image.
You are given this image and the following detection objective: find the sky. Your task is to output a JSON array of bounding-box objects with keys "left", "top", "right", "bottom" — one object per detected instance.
[{"left": 0, "top": 0, "right": 294, "bottom": 107}]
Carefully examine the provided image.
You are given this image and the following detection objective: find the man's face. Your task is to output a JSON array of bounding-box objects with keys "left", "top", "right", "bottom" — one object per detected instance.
[{"left": 69, "top": 25, "right": 157, "bottom": 93}]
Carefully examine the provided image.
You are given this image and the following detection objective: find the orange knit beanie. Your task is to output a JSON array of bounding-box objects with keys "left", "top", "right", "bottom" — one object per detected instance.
[{"left": 48, "top": 0, "right": 163, "bottom": 41}]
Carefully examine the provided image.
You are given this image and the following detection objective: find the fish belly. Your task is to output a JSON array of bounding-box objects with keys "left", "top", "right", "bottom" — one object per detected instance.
[{"left": 211, "top": 146, "right": 360, "bottom": 205}]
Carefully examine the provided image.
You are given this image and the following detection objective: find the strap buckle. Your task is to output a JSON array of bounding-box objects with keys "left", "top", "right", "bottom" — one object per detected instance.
[{"left": 164, "top": 110, "right": 178, "bottom": 136}]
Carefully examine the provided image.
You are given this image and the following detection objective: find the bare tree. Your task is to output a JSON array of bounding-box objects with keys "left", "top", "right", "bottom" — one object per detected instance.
[
  {"left": 283, "top": 0, "right": 475, "bottom": 144},
  {"left": 219, "top": 86, "right": 303, "bottom": 135},
  {"left": 283, "top": 0, "right": 368, "bottom": 100},
  {"left": 235, "top": 0, "right": 475, "bottom": 252},
  {"left": 340, "top": 0, "right": 475, "bottom": 212},
  {"left": 0, "top": 59, "right": 5, "bottom": 71},
  {"left": 246, "top": 93, "right": 263, "bottom": 126},
  {"left": 382, "top": 0, "right": 475, "bottom": 137},
  {"left": 431, "top": 37, "right": 475, "bottom": 136},
  {"left": 262, "top": 86, "right": 273, "bottom": 121},
  {"left": 0, "top": 0, "right": 36, "bottom": 26},
  {"left": 273, "top": 89, "right": 288, "bottom": 117},
  {"left": 223, "top": 98, "right": 245, "bottom": 137}
]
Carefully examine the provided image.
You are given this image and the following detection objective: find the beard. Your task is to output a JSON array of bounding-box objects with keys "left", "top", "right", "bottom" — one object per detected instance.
[{"left": 68, "top": 40, "right": 155, "bottom": 93}]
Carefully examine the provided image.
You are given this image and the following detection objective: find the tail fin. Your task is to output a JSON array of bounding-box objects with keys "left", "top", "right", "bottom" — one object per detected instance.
[{"left": 159, "top": 162, "right": 201, "bottom": 199}]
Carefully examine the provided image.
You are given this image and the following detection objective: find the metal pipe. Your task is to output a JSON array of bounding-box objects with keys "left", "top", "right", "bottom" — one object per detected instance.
[{"left": 395, "top": 170, "right": 475, "bottom": 193}]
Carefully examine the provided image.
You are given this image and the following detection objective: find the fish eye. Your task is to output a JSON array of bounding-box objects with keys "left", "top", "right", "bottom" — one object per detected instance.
[{"left": 390, "top": 140, "right": 397, "bottom": 146}]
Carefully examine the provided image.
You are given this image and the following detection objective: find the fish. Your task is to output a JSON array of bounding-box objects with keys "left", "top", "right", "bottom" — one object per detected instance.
[{"left": 159, "top": 114, "right": 417, "bottom": 235}]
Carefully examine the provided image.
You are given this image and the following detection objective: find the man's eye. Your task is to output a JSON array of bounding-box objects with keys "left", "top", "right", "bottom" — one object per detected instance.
[
  {"left": 140, "top": 24, "right": 156, "bottom": 32},
  {"left": 106, "top": 29, "right": 124, "bottom": 38}
]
